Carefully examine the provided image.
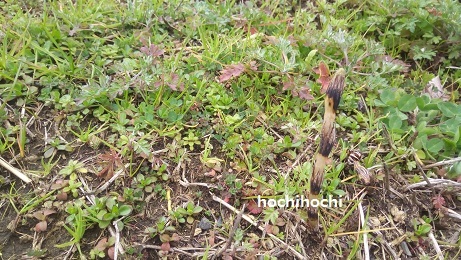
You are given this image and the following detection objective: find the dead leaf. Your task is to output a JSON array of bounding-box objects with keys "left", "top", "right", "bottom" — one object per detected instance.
[
  {"left": 108, "top": 247, "right": 115, "bottom": 259},
  {"left": 56, "top": 192, "right": 68, "bottom": 201},
  {"left": 97, "top": 150, "right": 124, "bottom": 180},
  {"left": 218, "top": 63, "right": 245, "bottom": 82},
  {"left": 35, "top": 221, "right": 47, "bottom": 232},
  {"left": 432, "top": 194, "right": 446, "bottom": 209},
  {"left": 249, "top": 61, "right": 258, "bottom": 71},
  {"left": 247, "top": 200, "right": 263, "bottom": 215},
  {"left": 51, "top": 179, "right": 69, "bottom": 190},
  {"left": 33, "top": 212, "right": 45, "bottom": 221},
  {"left": 166, "top": 73, "right": 184, "bottom": 91},
  {"left": 313, "top": 61, "right": 331, "bottom": 93},
  {"left": 282, "top": 76, "right": 294, "bottom": 91},
  {"left": 160, "top": 242, "right": 171, "bottom": 252},
  {"left": 95, "top": 238, "right": 109, "bottom": 251},
  {"left": 208, "top": 231, "right": 215, "bottom": 246},
  {"left": 379, "top": 55, "right": 410, "bottom": 73},
  {"left": 140, "top": 43, "right": 164, "bottom": 58},
  {"left": 297, "top": 86, "right": 314, "bottom": 101},
  {"left": 170, "top": 233, "right": 180, "bottom": 241},
  {"left": 424, "top": 76, "right": 449, "bottom": 100}
]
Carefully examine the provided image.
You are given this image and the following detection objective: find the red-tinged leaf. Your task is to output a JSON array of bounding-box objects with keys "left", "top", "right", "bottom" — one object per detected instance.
[
  {"left": 264, "top": 224, "right": 273, "bottom": 234},
  {"left": 140, "top": 44, "right": 164, "bottom": 58},
  {"left": 432, "top": 194, "right": 446, "bottom": 209},
  {"left": 313, "top": 62, "right": 331, "bottom": 93},
  {"left": 35, "top": 221, "right": 47, "bottom": 232},
  {"left": 249, "top": 27, "right": 258, "bottom": 35},
  {"left": 221, "top": 191, "right": 232, "bottom": 203},
  {"left": 95, "top": 238, "right": 109, "bottom": 251},
  {"left": 208, "top": 230, "right": 215, "bottom": 246},
  {"left": 218, "top": 63, "right": 245, "bottom": 82},
  {"left": 249, "top": 61, "right": 258, "bottom": 71},
  {"left": 166, "top": 73, "right": 184, "bottom": 91},
  {"left": 43, "top": 209, "right": 56, "bottom": 217},
  {"left": 282, "top": 76, "right": 294, "bottom": 91},
  {"left": 160, "top": 242, "right": 171, "bottom": 252},
  {"left": 426, "top": 7, "right": 441, "bottom": 16},
  {"left": 247, "top": 200, "right": 263, "bottom": 215},
  {"left": 297, "top": 86, "right": 314, "bottom": 101},
  {"left": 107, "top": 247, "right": 115, "bottom": 259},
  {"left": 97, "top": 150, "right": 124, "bottom": 180},
  {"left": 56, "top": 191, "right": 68, "bottom": 201}
]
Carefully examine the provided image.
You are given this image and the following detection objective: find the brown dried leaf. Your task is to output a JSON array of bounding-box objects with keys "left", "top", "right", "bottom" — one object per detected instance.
[
  {"left": 35, "top": 221, "right": 47, "bottom": 232},
  {"left": 33, "top": 212, "right": 45, "bottom": 221},
  {"left": 160, "top": 242, "right": 171, "bottom": 252},
  {"left": 424, "top": 76, "right": 449, "bottom": 101},
  {"left": 140, "top": 44, "right": 164, "bottom": 58},
  {"left": 95, "top": 238, "right": 109, "bottom": 251},
  {"left": 282, "top": 76, "right": 294, "bottom": 91},
  {"left": 432, "top": 194, "right": 446, "bottom": 209},
  {"left": 297, "top": 86, "right": 314, "bottom": 101},
  {"left": 51, "top": 179, "right": 69, "bottom": 190},
  {"left": 170, "top": 233, "right": 180, "bottom": 242},
  {"left": 208, "top": 230, "right": 215, "bottom": 246},
  {"left": 160, "top": 234, "right": 171, "bottom": 243},
  {"left": 56, "top": 192, "right": 68, "bottom": 201},
  {"left": 218, "top": 63, "right": 245, "bottom": 82},
  {"left": 247, "top": 200, "right": 263, "bottom": 215},
  {"left": 108, "top": 247, "right": 115, "bottom": 259},
  {"left": 97, "top": 150, "right": 124, "bottom": 180},
  {"left": 43, "top": 209, "right": 56, "bottom": 217},
  {"left": 249, "top": 61, "right": 258, "bottom": 71},
  {"left": 313, "top": 61, "right": 331, "bottom": 93}
]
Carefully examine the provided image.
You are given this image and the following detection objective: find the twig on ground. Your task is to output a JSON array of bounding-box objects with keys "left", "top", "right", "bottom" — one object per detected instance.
[
  {"left": 96, "top": 163, "right": 130, "bottom": 194},
  {"left": 213, "top": 204, "right": 245, "bottom": 259},
  {"left": 0, "top": 156, "right": 32, "bottom": 183},
  {"left": 405, "top": 178, "right": 461, "bottom": 191},
  {"left": 358, "top": 202, "right": 370, "bottom": 260},
  {"left": 179, "top": 163, "right": 218, "bottom": 188},
  {"left": 79, "top": 176, "right": 125, "bottom": 255},
  {"left": 427, "top": 227, "right": 443, "bottom": 260},
  {"left": 423, "top": 157, "right": 461, "bottom": 169},
  {"left": 113, "top": 216, "right": 127, "bottom": 260},
  {"left": 446, "top": 208, "right": 461, "bottom": 221},
  {"left": 211, "top": 193, "right": 305, "bottom": 259}
]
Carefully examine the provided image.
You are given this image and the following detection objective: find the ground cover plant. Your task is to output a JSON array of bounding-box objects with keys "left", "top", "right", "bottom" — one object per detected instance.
[{"left": 1, "top": 0, "right": 461, "bottom": 259}]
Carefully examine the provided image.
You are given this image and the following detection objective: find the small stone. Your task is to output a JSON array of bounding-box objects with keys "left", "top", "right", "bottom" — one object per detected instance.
[{"left": 198, "top": 217, "right": 213, "bottom": 230}]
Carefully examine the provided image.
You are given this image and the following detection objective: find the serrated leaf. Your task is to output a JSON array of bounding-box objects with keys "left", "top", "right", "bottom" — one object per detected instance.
[
  {"left": 218, "top": 63, "right": 245, "bottom": 82},
  {"left": 263, "top": 207, "right": 279, "bottom": 225}
]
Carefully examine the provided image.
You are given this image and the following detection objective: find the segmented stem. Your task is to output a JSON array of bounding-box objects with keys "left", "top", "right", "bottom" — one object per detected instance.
[{"left": 307, "top": 68, "right": 346, "bottom": 231}]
